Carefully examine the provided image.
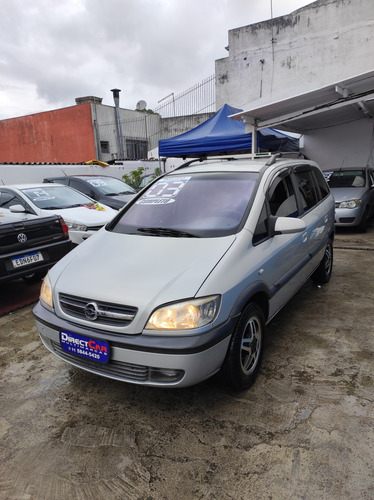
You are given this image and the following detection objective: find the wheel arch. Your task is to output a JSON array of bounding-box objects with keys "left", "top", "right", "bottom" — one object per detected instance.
[{"left": 230, "top": 282, "right": 270, "bottom": 323}]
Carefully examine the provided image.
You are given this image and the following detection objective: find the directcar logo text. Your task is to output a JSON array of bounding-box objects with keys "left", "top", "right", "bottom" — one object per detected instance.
[{"left": 61, "top": 332, "right": 108, "bottom": 353}]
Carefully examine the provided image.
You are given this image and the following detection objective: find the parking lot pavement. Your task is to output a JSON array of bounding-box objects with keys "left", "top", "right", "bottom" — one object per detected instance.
[{"left": 0, "top": 227, "right": 373, "bottom": 500}]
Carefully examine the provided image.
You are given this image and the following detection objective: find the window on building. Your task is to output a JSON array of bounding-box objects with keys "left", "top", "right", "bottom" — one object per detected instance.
[
  {"left": 126, "top": 139, "right": 148, "bottom": 160},
  {"left": 100, "top": 141, "right": 110, "bottom": 154}
]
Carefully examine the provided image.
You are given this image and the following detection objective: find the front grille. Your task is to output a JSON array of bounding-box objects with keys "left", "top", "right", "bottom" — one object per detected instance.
[
  {"left": 59, "top": 293, "right": 137, "bottom": 326},
  {"left": 88, "top": 225, "right": 105, "bottom": 231},
  {"left": 52, "top": 340, "right": 149, "bottom": 381}
]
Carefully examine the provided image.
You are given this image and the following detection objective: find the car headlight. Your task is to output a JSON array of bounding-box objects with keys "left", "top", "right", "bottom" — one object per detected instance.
[
  {"left": 40, "top": 273, "right": 53, "bottom": 309},
  {"left": 146, "top": 295, "right": 220, "bottom": 331},
  {"left": 338, "top": 199, "right": 362, "bottom": 209},
  {"left": 65, "top": 220, "right": 88, "bottom": 231}
]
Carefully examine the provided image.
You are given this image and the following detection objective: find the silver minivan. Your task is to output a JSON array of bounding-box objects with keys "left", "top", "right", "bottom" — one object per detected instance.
[{"left": 33, "top": 155, "right": 335, "bottom": 390}]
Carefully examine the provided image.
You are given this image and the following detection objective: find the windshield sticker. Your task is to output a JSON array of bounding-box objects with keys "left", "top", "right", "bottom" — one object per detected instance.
[
  {"left": 137, "top": 176, "right": 190, "bottom": 205},
  {"left": 22, "top": 188, "right": 55, "bottom": 202}
]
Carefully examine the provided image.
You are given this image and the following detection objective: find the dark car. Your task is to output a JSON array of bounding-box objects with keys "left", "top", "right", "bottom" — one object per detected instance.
[
  {"left": 43, "top": 175, "right": 136, "bottom": 210},
  {"left": 0, "top": 213, "right": 72, "bottom": 283},
  {"left": 327, "top": 166, "right": 374, "bottom": 232}
]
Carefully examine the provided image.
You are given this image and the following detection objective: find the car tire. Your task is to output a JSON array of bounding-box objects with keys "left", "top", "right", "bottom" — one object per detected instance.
[
  {"left": 22, "top": 270, "right": 46, "bottom": 284},
  {"left": 221, "top": 302, "right": 265, "bottom": 390},
  {"left": 356, "top": 207, "right": 369, "bottom": 233},
  {"left": 312, "top": 240, "right": 333, "bottom": 285}
]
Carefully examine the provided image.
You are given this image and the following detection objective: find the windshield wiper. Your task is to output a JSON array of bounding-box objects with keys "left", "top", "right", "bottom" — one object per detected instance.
[{"left": 136, "top": 227, "right": 198, "bottom": 238}]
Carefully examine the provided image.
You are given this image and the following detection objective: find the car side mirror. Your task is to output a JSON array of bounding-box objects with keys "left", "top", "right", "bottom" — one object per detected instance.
[
  {"left": 272, "top": 216, "right": 306, "bottom": 235},
  {"left": 9, "top": 204, "right": 26, "bottom": 213}
]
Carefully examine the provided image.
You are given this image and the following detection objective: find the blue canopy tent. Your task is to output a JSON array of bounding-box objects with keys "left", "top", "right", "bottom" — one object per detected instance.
[{"left": 158, "top": 104, "right": 299, "bottom": 158}]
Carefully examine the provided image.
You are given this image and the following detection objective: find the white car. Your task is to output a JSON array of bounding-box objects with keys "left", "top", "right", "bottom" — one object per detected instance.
[
  {"left": 34, "top": 155, "right": 335, "bottom": 390},
  {"left": 0, "top": 184, "right": 118, "bottom": 245}
]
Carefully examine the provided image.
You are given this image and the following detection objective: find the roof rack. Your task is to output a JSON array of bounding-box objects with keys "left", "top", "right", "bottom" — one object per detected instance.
[
  {"left": 173, "top": 156, "right": 239, "bottom": 171},
  {"left": 265, "top": 151, "right": 309, "bottom": 166},
  {"left": 173, "top": 152, "right": 277, "bottom": 172}
]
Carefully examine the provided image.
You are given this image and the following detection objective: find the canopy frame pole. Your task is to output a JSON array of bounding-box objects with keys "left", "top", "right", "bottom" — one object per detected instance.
[{"left": 244, "top": 118, "right": 257, "bottom": 158}]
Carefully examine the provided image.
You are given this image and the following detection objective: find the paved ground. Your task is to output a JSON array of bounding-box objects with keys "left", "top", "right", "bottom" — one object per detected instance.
[{"left": 1, "top": 226, "right": 374, "bottom": 500}]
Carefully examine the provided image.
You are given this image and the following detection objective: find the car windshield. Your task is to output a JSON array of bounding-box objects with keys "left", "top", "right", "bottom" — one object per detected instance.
[
  {"left": 21, "top": 186, "right": 95, "bottom": 209},
  {"left": 110, "top": 172, "right": 258, "bottom": 237},
  {"left": 84, "top": 177, "right": 136, "bottom": 195},
  {"left": 328, "top": 170, "right": 366, "bottom": 188}
]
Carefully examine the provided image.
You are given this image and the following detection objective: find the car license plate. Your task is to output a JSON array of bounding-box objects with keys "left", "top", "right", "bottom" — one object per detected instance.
[
  {"left": 60, "top": 331, "right": 109, "bottom": 364},
  {"left": 11, "top": 251, "right": 44, "bottom": 268}
]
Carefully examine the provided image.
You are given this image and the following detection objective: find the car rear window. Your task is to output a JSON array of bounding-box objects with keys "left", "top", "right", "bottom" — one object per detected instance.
[{"left": 110, "top": 172, "right": 258, "bottom": 237}]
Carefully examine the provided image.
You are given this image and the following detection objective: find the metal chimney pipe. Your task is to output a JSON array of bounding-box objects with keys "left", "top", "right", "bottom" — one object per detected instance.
[{"left": 111, "top": 88, "right": 125, "bottom": 159}]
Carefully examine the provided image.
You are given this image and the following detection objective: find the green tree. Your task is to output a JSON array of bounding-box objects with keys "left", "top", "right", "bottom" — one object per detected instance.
[{"left": 122, "top": 167, "right": 144, "bottom": 190}]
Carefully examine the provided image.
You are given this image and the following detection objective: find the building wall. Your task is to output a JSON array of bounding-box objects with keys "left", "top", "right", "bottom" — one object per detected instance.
[
  {"left": 216, "top": 0, "right": 374, "bottom": 109},
  {"left": 92, "top": 104, "right": 162, "bottom": 161},
  {"left": 0, "top": 104, "right": 96, "bottom": 163}
]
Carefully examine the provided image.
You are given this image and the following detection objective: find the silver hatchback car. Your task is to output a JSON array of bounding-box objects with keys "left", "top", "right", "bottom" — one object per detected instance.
[
  {"left": 327, "top": 166, "right": 374, "bottom": 232},
  {"left": 33, "top": 155, "right": 335, "bottom": 390}
]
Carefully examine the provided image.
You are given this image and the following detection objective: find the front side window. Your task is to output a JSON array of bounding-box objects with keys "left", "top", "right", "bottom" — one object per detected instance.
[
  {"left": 253, "top": 172, "right": 297, "bottom": 245},
  {"left": 313, "top": 168, "right": 330, "bottom": 199},
  {"left": 369, "top": 171, "right": 374, "bottom": 186},
  {"left": 268, "top": 174, "right": 298, "bottom": 217},
  {"left": 0, "top": 190, "right": 24, "bottom": 209},
  {"left": 110, "top": 172, "right": 258, "bottom": 237}
]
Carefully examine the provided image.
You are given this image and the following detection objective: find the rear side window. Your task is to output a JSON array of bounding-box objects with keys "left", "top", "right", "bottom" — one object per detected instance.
[{"left": 294, "top": 170, "right": 319, "bottom": 213}]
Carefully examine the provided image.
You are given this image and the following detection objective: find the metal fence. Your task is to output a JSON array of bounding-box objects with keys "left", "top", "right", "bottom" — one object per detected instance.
[
  {"left": 96, "top": 75, "right": 216, "bottom": 159},
  {"left": 154, "top": 75, "right": 216, "bottom": 118}
]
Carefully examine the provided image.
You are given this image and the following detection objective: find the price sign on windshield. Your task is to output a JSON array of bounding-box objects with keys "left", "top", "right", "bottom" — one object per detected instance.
[{"left": 137, "top": 176, "right": 190, "bottom": 205}]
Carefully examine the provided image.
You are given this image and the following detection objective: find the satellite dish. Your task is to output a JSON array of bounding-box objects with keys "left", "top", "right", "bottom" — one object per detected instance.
[{"left": 136, "top": 100, "right": 147, "bottom": 111}]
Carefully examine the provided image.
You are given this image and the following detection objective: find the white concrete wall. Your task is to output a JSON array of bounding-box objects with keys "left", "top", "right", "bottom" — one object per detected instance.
[
  {"left": 0, "top": 161, "right": 160, "bottom": 186},
  {"left": 216, "top": 0, "right": 374, "bottom": 109}
]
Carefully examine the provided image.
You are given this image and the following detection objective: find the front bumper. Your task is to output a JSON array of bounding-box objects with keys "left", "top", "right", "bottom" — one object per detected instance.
[
  {"left": 33, "top": 301, "right": 236, "bottom": 388},
  {"left": 334, "top": 207, "right": 364, "bottom": 226}
]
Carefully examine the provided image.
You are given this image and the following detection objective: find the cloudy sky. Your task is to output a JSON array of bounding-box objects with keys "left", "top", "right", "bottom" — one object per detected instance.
[{"left": 1, "top": 0, "right": 312, "bottom": 120}]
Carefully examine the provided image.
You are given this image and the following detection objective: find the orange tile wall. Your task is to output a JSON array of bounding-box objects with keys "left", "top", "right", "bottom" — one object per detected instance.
[{"left": 0, "top": 104, "right": 96, "bottom": 163}]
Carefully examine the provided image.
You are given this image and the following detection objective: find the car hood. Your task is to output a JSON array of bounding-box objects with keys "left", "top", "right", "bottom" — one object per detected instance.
[
  {"left": 52, "top": 229, "right": 236, "bottom": 328},
  {"left": 40, "top": 205, "right": 117, "bottom": 226},
  {"left": 330, "top": 187, "right": 367, "bottom": 202}
]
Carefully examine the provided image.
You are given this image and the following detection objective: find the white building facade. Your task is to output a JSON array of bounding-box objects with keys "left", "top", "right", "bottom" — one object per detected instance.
[{"left": 216, "top": 0, "right": 374, "bottom": 110}]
